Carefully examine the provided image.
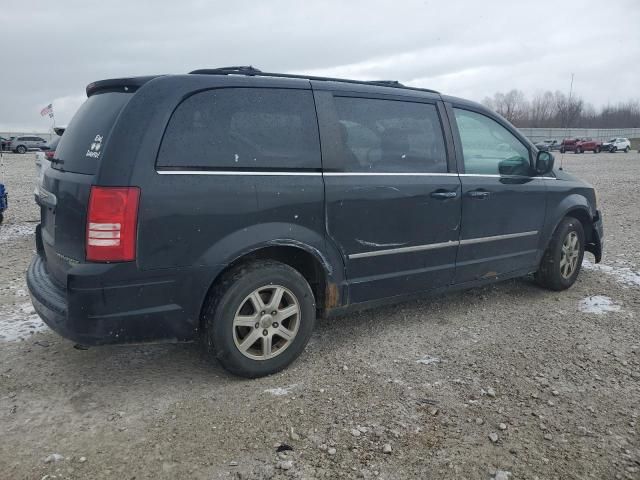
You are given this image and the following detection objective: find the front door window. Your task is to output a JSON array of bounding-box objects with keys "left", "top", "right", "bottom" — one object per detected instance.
[{"left": 454, "top": 109, "right": 531, "bottom": 176}]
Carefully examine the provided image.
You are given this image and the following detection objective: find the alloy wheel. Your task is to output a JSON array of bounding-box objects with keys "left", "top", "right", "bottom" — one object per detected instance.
[
  {"left": 560, "top": 231, "right": 580, "bottom": 279},
  {"left": 232, "top": 285, "right": 300, "bottom": 360}
]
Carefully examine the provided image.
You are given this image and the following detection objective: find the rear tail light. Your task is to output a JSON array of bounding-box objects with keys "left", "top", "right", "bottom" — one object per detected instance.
[{"left": 86, "top": 186, "right": 140, "bottom": 262}]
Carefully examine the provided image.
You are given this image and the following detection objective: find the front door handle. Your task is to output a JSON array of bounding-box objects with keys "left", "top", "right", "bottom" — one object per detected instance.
[
  {"left": 430, "top": 191, "right": 458, "bottom": 199},
  {"left": 466, "top": 190, "right": 490, "bottom": 199}
]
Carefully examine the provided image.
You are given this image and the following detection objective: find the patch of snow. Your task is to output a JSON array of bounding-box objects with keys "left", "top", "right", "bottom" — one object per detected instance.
[
  {"left": 44, "top": 453, "right": 64, "bottom": 463},
  {"left": 582, "top": 259, "right": 640, "bottom": 287},
  {"left": 264, "top": 385, "right": 297, "bottom": 396},
  {"left": 0, "top": 223, "right": 35, "bottom": 243},
  {"left": 416, "top": 355, "right": 441, "bottom": 365},
  {"left": 0, "top": 301, "right": 49, "bottom": 342},
  {"left": 578, "top": 295, "right": 621, "bottom": 315}
]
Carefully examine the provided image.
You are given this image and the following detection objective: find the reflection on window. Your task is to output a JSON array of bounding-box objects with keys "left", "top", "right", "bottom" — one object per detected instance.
[
  {"left": 334, "top": 97, "right": 447, "bottom": 173},
  {"left": 157, "top": 88, "right": 320, "bottom": 169},
  {"left": 454, "top": 109, "right": 530, "bottom": 176}
]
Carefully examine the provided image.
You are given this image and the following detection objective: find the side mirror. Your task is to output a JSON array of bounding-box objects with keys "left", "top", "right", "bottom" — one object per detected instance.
[
  {"left": 498, "top": 156, "right": 532, "bottom": 176},
  {"left": 536, "top": 151, "right": 554, "bottom": 175}
]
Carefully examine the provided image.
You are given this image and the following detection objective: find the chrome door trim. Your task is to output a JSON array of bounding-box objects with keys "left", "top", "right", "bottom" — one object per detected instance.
[
  {"left": 156, "top": 170, "right": 322, "bottom": 176},
  {"left": 459, "top": 230, "right": 539, "bottom": 246},
  {"left": 348, "top": 231, "right": 539, "bottom": 260},
  {"left": 348, "top": 240, "right": 458, "bottom": 259}
]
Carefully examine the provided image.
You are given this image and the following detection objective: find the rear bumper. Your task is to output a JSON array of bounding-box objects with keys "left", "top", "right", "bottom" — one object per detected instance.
[{"left": 27, "top": 254, "right": 210, "bottom": 345}]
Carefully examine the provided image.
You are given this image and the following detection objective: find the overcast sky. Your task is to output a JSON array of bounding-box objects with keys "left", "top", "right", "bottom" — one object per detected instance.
[{"left": 1, "top": 0, "right": 639, "bottom": 132}]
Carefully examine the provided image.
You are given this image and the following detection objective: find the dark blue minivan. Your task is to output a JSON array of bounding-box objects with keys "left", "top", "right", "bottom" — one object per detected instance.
[{"left": 27, "top": 67, "right": 603, "bottom": 377}]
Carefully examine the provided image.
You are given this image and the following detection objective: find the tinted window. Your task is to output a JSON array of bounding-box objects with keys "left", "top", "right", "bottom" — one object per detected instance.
[
  {"left": 333, "top": 97, "right": 446, "bottom": 173},
  {"left": 454, "top": 108, "right": 530, "bottom": 176},
  {"left": 53, "top": 92, "right": 132, "bottom": 174},
  {"left": 157, "top": 88, "right": 320, "bottom": 170}
]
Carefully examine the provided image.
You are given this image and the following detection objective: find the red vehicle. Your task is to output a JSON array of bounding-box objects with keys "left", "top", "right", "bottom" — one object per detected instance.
[{"left": 560, "top": 137, "right": 602, "bottom": 154}]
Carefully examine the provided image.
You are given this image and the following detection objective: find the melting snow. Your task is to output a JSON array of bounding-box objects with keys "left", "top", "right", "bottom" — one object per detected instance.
[
  {"left": 0, "top": 301, "right": 49, "bottom": 341},
  {"left": 0, "top": 223, "right": 35, "bottom": 243},
  {"left": 264, "top": 385, "right": 297, "bottom": 396},
  {"left": 582, "top": 259, "right": 640, "bottom": 287},
  {"left": 416, "top": 355, "right": 441, "bottom": 365},
  {"left": 578, "top": 295, "right": 621, "bottom": 315}
]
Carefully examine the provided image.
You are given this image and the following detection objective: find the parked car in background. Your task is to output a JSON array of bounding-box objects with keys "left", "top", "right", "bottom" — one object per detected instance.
[
  {"left": 560, "top": 138, "right": 601, "bottom": 153},
  {"left": 1, "top": 136, "right": 13, "bottom": 151},
  {"left": 534, "top": 139, "right": 560, "bottom": 151},
  {"left": 27, "top": 67, "right": 604, "bottom": 378},
  {"left": 560, "top": 138, "right": 578, "bottom": 153},
  {"left": 575, "top": 138, "right": 601, "bottom": 154},
  {"left": 601, "top": 137, "right": 631, "bottom": 153},
  {"left": 41, "top": 136, "right": 61, "bottom": 160},
  {"left": 10, "top": 136, "right": 47, "bottom": 153}
]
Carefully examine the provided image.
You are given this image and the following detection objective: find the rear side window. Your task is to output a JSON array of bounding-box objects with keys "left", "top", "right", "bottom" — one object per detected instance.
[
  {"left": 53, "top": 92, "right": 132, "bottom": 174},
  {"left": 157, "top": 88, "right": 321, "bottom": 170},
  {"left": 332, "top": 97, "right": 447, "bottom": 173}
]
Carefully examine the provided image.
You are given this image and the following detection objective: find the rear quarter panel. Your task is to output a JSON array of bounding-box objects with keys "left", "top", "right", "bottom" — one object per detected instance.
[{"left": 108, "top": 75, "right": 345, "bottom": 297}]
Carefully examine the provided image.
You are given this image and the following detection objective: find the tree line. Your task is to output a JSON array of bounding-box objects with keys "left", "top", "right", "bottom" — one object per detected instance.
[{"left": 482, "top": 90, "right": 640, "bottom": 128}]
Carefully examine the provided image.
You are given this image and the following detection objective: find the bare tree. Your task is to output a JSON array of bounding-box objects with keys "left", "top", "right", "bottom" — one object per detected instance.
[
  {"left": 483, "top": 90, "right": 640, "bottom": 128},
  {"left": 483, "top": 89, "right": 528, "bottom": 124},
  {"left": 528, "top": 91, "right": 555, "bottom": 127}
]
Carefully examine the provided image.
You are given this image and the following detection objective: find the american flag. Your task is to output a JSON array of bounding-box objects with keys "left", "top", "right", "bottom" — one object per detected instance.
[{"left": 40, "top": 103, "right": 54, "bottom": 118}]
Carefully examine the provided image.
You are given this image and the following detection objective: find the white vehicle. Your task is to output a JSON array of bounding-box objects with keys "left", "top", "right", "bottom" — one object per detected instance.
[{"left": 601, "top": 137, "right": 631, "bottom": 153}]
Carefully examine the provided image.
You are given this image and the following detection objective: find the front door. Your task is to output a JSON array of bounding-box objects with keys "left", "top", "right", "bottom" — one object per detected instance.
[
  {"left": 449, "top": 106, "right": 547, "bottom": 284},
  {"left": 314, "top": 89, "right": 461, "bottom": 304}
]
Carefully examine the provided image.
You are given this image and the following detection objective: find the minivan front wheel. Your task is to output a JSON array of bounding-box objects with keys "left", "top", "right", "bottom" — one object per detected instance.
[
  {"left": 204, "top": 260, "right": 316, "bottom": 378},
  {"left": 535, "top": 216, "right": 585, "bottom": 291}
]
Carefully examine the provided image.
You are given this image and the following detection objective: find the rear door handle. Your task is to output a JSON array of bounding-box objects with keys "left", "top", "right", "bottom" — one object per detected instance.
[
  {"left": 466, "top": 190, "right": 490, "bottom": 199},
  {"left": 430, "top": 191, "right": 458, "bottom": 199}
]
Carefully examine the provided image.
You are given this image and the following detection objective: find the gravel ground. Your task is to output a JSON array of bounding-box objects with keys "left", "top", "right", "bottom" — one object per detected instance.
[{"left": 1, "top": 151, "right": 639, "bottom": 480}]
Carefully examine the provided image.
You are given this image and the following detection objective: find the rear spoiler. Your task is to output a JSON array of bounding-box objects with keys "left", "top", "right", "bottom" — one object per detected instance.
[{"left": 86, "top": 75, "right": 162, "bottom": 97}]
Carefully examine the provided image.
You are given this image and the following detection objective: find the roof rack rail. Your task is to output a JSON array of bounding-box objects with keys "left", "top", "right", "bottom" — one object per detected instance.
[
  {"left": 366, "top": 80, "right": 404, "bottom": 87},
  {"left": 189, "top": 66, "right": 263, "bottom": 76},
  {"left": 188, "top": 66, "right": 439, "bottom": 94}
]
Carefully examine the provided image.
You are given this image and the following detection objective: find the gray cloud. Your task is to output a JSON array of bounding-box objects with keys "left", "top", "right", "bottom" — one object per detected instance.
[{"left": 1, "top": 0, "right": 639, "bottom": 131}]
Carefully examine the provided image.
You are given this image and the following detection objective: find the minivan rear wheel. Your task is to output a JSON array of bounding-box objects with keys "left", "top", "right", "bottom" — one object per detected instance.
[
  {"left": 16, "top": 145, "right": 26, "bottom": 154},
  {"left": 535, "top": 216, "right": 585, "bottom": 291},
  {"left": 203, "top": 260, "right": 316, "bottom": 378}
]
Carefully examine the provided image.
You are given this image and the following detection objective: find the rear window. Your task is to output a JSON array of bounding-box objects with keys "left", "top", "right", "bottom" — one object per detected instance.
[
  {"left": 156, "top": 88, "right": 321, "bottom": 170},
  {"left": 52, "top": 92, "right": 132, "bottom": 174}
]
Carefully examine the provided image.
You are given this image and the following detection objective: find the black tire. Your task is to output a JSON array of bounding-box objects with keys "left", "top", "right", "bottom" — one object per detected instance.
[
  {"left": 611, "top": 147, "right": 617, "bottom": 153},
  {"left": 0, "top": 213, "right": 3, "bottom": 224},
  {"left": 575, "top": 146, "right": 582, "bottom": 154},
  {"left": 535, "top": 216, "right": 585, "bottom": 291},
  {"left": 560, "top": 147, "right": 565, "bottom": 154},
  {"left": 624, "top": 146, "right": 630, "bottom": 153},
  {"left": 204, "top": 260, "right": 316, "bottom": 378},
  {"left": 16, "top": 145, "right": 26, "bottom": 154},
  {"left": 594, "top": 147, "right": 601, "bottom": 153}
]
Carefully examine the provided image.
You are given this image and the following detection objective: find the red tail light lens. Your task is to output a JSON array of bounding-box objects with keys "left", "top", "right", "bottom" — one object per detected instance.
[{"left": 86, "top": 186, "right": 140, "bottom": 262}]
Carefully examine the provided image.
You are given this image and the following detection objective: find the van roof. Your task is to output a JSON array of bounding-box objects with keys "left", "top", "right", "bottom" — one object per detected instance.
[{"left": 86, "top": 66, "right": 440, "bottom": 97}]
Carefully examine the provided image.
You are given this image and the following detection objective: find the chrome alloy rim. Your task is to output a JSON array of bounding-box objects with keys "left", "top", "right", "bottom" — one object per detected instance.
[
  {"left": 232, "top": 285, "right": 300, "bottom": 360},
  {"left": 560, "top": 231, "right": 580, "bottom": 279}
]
